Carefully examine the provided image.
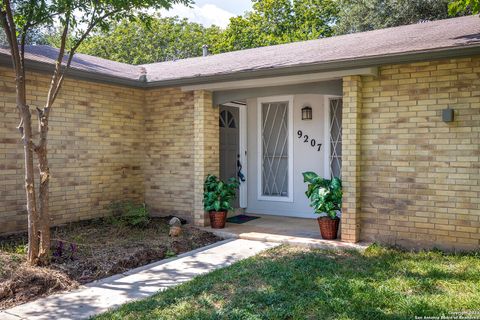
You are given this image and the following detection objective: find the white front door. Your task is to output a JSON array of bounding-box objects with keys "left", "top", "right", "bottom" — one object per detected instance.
[{"left": 246, "top": 94, "right": 333, "bottom": 218}]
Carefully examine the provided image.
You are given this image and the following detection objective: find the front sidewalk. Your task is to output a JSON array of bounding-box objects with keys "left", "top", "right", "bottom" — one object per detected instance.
[{"left": 1, "top": 239, "right": 278, "bottom": 320}]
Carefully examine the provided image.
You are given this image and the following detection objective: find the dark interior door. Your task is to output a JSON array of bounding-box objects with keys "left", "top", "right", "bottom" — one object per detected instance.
[{"left": 219, "top": 105, "right": 240, "bottom": 208}]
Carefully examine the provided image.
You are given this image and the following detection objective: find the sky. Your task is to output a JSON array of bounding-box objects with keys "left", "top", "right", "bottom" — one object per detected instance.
[{"left": 160, "top": 0, "right": 253, "bottom": 28}]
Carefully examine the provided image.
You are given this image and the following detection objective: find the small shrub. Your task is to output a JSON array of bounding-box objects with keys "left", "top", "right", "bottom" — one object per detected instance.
[
  {"left": 0, "top": 242, "right": 27, "bottom": 254},
  {"left": 109, "top": 201, "right": 150, "bottom": 228}
]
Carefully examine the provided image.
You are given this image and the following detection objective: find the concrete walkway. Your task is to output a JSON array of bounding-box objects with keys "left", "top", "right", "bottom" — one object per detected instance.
[
  {"left": 201, "top": 214, "right": 370, "bottom": 251},
  {"left": 1, "top": 239, "right": 278, "bottom": 320}
]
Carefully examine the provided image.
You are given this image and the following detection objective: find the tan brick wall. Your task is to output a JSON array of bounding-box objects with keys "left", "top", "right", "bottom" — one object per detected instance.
[
  {"left": 2, "top": 55, "right": 478, "bottom": 250},
  {"left": 0, "top": 69, "right": 217, "bottom": 233},
  {"left": 193, "top": 90, "right": 219, "bottom": 226},
  {"left": 143, "top": 88, "right": 195, "bottom": 221},
  {"left": 351, "top": 56, "right": 480, "bottom": 250},
  {"left": 0, "top": 67, "right": 145, "bottom": 233},
  {"left": 341, "top": 76, "right": 362, "bottom": 242}
]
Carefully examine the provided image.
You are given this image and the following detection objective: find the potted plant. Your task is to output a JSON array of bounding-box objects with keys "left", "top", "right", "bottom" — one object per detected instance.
[
  {"left": 203, "top": 175, "right": 239, "bottom": 229},
  {"left": 303, "top": 171, "right": 342, "bottom": 240}
]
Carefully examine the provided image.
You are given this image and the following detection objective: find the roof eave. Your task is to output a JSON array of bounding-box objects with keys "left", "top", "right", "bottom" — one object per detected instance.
[
  {"left": 144, "top": 45, "right": 480, "bottom": 88},
  {"left": 0, "top": 44, "right": 479, "bottom": 89},
  {"left": 0, "top": 53, "right": 144, "bottom": 88}
]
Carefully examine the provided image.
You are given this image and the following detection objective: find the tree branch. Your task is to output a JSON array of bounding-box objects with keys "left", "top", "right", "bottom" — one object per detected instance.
[
  {"left": 0, "top": 10, "right": 14, "bottom": 52},
  {"left": 44, "top": 11, "right": 71, "bottom": 110},
  {"left": 20, "top": 0, "right": 37, "bottom": 69},
  {"left": 51, "top": 9, "right": 121, "bottom": 102},
  {"left": 3, "top": 0, "right": 20, "bottom": 68}
]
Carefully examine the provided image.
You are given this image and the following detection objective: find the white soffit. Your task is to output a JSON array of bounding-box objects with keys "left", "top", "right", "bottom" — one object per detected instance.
[{"left": 181, "top": 67, "right": 378, "bottom": 91}]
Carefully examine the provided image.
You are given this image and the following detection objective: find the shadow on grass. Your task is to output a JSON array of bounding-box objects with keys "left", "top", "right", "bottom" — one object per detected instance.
[{"left": 94, "top": 245, "right": 480, "bottom": 320}]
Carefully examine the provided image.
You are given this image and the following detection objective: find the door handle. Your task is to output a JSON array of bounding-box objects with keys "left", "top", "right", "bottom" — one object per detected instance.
[{"left": 237, "top": 155, "right": 246, "bottom": 183}]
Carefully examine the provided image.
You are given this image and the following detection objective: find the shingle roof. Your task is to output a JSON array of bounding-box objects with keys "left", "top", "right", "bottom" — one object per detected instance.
[
  {"left": 0, "top": 45, "right": 141, "bottom": 80},
  {"left": 0, "top": 15, "right": 479, "bottom": 87}
]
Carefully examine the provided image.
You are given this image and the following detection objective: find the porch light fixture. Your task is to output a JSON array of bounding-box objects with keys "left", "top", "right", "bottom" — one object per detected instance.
[{"left": 301, "top": 105, "right": 312, "bottom": 120}]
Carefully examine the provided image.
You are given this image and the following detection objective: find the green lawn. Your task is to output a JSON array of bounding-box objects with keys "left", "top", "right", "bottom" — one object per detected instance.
[{"left": 95, "top": 245, "right": 480, "bottom": 320}]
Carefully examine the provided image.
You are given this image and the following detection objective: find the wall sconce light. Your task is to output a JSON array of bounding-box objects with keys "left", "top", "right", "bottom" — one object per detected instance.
[
  {"left": 442, "top": 107, "right": 454, "bottom": 122},
  {"left": 302, "top": 105, "right": 312, "bottom": 120}
]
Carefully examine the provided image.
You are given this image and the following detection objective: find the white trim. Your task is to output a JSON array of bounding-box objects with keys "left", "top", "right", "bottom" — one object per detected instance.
[
  {"left": 323, "top": 96, "right": 331, "bottom": 179},
  {"left": 323, "top": 95, "right": 343, "bottom": 179},
  {"left": 181, "top": 67, "right": 378, "bottom": 91},
  {"left": 238, "top": 104, "right": 247, "bottom": 208},
  {"left": 220, "top": 101, "right": 248, "bottom": 208},
  {"left": 257, "top": 95, "right": 294, "bottom": 203}
]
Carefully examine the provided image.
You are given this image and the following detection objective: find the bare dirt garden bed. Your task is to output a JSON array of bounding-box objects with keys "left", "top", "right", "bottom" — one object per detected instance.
[{"left": 0, "top": 217, "right": 220, "bottom": 310}]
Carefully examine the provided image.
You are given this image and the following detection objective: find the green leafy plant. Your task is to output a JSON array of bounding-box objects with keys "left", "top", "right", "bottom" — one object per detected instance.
[
  {"left": 203, "top": 175, "right": 239, "bottom": 212},
  {"left": 303, "top": 172, "right": 342, "bottom": 219},
  {"left": 109, "top": 201, "right": 150, "bottom": 228}
]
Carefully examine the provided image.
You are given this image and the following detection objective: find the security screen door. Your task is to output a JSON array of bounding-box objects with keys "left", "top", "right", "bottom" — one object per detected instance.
[{"left": 260, "top": 100, "right": 290, "bottom": 200}]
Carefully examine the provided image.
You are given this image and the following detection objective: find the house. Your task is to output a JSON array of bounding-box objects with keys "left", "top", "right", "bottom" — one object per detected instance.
[{"left": 0, "top": 15, "right": 479, "bottom": 250}]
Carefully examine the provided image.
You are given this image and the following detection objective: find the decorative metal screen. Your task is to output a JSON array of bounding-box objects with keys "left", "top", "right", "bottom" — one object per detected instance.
[
  {"left": 261, "top": 101, "right": 289, "bottom": 197},
  {"left": 219, "top": 110, "right": 236, "bottom": 128},
  {"left": 330, "top": 98, "right": 343, "bottom": 178}
]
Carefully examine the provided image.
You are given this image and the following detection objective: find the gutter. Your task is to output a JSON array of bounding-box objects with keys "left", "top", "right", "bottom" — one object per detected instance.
[{"left": 0, "top": 44, "right": 479, "bottom": 89}]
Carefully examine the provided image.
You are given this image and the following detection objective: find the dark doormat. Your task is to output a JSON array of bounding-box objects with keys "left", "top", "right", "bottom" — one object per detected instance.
[{"left": 226, "top": 214, "right": 260, "bottom": 224}]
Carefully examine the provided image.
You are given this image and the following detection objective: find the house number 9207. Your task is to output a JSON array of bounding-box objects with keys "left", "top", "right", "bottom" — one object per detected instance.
[{"left": 297, "top": 130, "right": 322, "bottom": 151}]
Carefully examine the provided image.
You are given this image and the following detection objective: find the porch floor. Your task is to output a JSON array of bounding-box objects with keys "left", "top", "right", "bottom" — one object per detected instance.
[{"left": 200, "top": 214, "right": 369, "bottom": 251}]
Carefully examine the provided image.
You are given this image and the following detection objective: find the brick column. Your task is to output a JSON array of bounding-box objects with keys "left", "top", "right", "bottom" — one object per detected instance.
[
  {"left": 341, "top": 76, "right": 362, "bottom": 242},
  {"left": 193, "top": 90, "right": 219, "bottom": 226}
]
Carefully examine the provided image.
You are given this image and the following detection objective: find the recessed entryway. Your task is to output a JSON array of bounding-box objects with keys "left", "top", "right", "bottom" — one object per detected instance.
[{"left": 219, "top": 101, "right": 247, "bottom": 208}]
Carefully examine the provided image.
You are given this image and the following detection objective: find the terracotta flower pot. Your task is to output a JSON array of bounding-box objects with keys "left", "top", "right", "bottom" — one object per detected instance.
[
  {"left": 209, "top": 211, "right": 227, "bottom": 229},
  {"left": 317, "top": 217, "right": 340, "bottom": 240}
]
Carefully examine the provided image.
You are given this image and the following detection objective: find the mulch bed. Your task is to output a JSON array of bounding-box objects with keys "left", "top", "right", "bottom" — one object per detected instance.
[{"left": 0, "top": 217, "right": 220, "bottom": 310}]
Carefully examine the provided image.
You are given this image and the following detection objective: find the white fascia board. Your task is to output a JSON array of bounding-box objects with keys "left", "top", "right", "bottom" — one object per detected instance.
[{"left": 181, "top": 67, "right": 378, "bottom": 92}]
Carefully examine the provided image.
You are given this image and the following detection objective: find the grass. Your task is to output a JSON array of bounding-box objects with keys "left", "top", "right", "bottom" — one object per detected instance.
[{"left": 94, "top": 245, "right": 480, "bottom": 320}]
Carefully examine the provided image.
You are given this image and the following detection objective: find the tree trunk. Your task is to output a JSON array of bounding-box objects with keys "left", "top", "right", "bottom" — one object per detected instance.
[
  {"left": 19, "top": 106, "right": 40, "bottom": 265},
  {"left": 36, "top": 107, "right": 51, "bottom": 265},
  {"left": 37, "top": 149, "right": 50, "bottom": 264}
]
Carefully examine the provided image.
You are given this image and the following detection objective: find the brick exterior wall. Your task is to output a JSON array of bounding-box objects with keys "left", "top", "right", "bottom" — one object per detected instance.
[
  {"left": 193, "top": 90, "right": 219, "bottom": 226},
  {"left": 1, "top": 56, "right": 479, "bottom": 250},
  {"left": 341, "top": 76, "right": 362, "bottom": 242},
  {"left": 143, "top": 88, "right": 195, "bottom": 221},
  {"left": 0, "top": 67, "right": 145, "bottom": 234},
  {"left": 345, "top": 56, "right": 480, "bottom": 250}
]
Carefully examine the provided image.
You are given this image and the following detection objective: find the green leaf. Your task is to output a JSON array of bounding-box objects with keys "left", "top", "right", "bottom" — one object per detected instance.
[{"left": 302, "top": 171, "right": 319, "bottom": 183}]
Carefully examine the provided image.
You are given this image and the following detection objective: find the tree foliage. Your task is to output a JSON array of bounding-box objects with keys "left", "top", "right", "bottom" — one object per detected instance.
[
  {"left": 54, "top": 0, "right": 474, "bottom": 64},
  {"left": 54, "top": 15, "right": 222, "bottom": 64},
  {"left": 59, "top": 0, "right": 338, "bottom": 60},
  {"left": 216, "top": 0, "right": 338, "bottom": 52},
  {"left": 334, "top": 0, "right": 459, "bottom": 34},
  {"left": 449, "top": 0, "right": 480, "bottom": 14}
]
